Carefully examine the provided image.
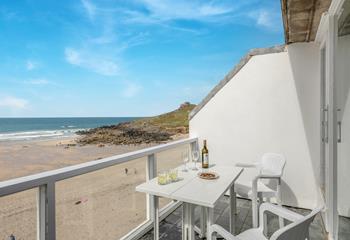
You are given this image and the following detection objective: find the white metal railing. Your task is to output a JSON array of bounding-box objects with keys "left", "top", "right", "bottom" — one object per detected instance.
[{"left": 0, "top": 137, "right": 198, "bottom": 240}]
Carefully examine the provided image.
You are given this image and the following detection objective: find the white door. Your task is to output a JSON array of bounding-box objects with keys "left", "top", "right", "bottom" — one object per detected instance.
[
  {"left": 321, "top": 13, "right": 339, "bottom": 240},
  {"left": 336, "top": 0, "right": 350, "bottom": 237},
  {"left": 321, "top": 41, "right": 339, "bottom": 238}
]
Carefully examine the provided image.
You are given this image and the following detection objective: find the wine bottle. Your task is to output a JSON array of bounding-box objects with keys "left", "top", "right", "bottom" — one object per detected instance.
[{"left": 201, "top": 140, "right": 209, "bottom": 168}]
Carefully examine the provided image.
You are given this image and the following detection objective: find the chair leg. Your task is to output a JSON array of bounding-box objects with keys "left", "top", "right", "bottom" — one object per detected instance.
[
  {"left": 277, "top": 182, "right": 284, "bottom": 228},
  {"left": 252, "top": 179, "right": 259, "bottom": 228},
  {"left": 258, "top": 195, "right": 263, "bottom": 206},
  {"left": 252, "top": 194, "right": 258, "bottom": 228},
  {"left": 262, "top": 196, "right": 268, "bottom": 236},
  {"left": 229, "top": 185, "right": 236, "bottom": 234}
]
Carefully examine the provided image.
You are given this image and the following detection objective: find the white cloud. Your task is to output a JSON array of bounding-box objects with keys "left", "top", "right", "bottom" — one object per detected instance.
[
  {"left": 135, "top": 0, "right": 234, "bottom": 22},
  {"left": 65, "top": 48, "right": 119, "bottom": 76},
  {"left": 122, "top": 82, "right": 142, "bottom": 98},
  {"left": 65, "top": 48, "right": 81, "bottom": 65},
  {"left": 81, "top": 0, "right": 96, "bottom": 20},
  {"left": 257, "top": 10, "right": 273, "bottom": 28},
  {"left": 248, "top": 9, "right": 281, "bottom": 31},
  {"left": 0, "top": 96, "right": 28, "bottom": 109},
  {"left": 26, "top": 60, "right": 39, "bottom": 70}
]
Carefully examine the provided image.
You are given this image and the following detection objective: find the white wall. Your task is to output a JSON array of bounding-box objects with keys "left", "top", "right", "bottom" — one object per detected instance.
[
  {"left": 190, "top": 43, "right": 323, "bottom": 210},
  {"left": 337, "top": 34, "right": 350, "bottom": 217}
]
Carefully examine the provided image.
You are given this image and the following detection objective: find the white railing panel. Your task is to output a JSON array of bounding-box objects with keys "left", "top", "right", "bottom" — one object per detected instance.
[
  {"left": 0, "top": 138, "right": 197, "bottom": 197},
  {"left": 0, "top": 188, "right": 38, "bottom": 240},
  {"left": 0, "top": 137, "right": 197, "bottom": 240},
  {"left": 55, "top": 156, "right": 148, "bottom": 240}
]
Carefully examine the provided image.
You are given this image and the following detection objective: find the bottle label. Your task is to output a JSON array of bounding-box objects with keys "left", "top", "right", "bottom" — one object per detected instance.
[{"left": 203, "top": 153, "right": 209, "bottom": 165}]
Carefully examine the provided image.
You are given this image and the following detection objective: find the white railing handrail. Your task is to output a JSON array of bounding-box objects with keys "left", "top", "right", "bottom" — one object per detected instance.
[{"left": 0, "top": 137, "right": 197, "bottom": 197}]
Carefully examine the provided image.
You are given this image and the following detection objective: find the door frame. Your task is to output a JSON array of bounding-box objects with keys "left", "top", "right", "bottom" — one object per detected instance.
[{"left": 315, "top": 0, "right": 345, "bottom": 239}]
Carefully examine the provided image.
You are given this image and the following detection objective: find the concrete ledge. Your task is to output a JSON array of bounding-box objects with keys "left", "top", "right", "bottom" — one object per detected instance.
[{"left": 189, "top": 45, "right": 287, "bottom": 120}]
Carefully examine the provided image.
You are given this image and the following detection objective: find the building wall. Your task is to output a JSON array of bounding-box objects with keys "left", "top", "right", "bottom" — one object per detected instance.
[{"left": 190, "top": 43, "right": 323, "bottom": 210}]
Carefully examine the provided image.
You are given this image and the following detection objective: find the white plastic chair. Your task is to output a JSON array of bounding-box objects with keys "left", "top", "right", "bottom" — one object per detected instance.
[
  {"left": 210, "top": 203, "right": 323, "bottom": 240},
  {"left": 234, "top": 153, "right": 286, "bottom": 228}
]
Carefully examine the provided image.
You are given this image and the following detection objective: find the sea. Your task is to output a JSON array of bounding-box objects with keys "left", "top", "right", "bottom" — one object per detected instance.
[{"left": 0, "top": 117, "right": 138, "bottom": 142}]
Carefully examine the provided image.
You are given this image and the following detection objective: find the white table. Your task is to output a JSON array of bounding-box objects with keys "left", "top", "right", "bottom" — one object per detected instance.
[{"left": 136, "top": 165, "right": 243, "bottom": 240}]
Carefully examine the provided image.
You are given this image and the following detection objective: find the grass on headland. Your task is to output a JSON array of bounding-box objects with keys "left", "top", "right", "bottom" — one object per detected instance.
[{"left": 132, "top": 102, "right": 196, "bottom": 130}]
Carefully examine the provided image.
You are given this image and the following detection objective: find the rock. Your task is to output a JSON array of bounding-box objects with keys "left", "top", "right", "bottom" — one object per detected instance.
[
  {"left": 76, "top": 103, "right": 195, "bottom": 146},
  {"left": 175, "top": 126, "right": 187, "bottom": 134}
]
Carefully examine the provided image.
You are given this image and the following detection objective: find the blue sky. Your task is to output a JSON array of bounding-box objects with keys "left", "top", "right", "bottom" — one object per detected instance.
[{"left": 0, "top": 0, "right": 284, "bottom": 117}]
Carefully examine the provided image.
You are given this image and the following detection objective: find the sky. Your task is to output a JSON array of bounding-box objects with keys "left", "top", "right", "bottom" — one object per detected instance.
[{"left": 0, "top": 0, "right": 284, "bottom": 117}]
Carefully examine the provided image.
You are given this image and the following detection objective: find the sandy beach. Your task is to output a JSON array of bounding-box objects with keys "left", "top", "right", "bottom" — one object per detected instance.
[{"left": 0, "top": 136, "right": 187, "bottom": 240}]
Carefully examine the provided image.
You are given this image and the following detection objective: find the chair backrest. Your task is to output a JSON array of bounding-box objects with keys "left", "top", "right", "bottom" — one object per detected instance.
[
  {"left": 271, "top": 206, "right": 322, "bottom": 240},
  {"left": 260, "top": 153, "right": 286, "bottom": 177}
]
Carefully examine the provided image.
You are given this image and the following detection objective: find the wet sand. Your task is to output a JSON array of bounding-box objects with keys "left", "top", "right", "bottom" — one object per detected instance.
[{"left": 0, "top": 136, "right": 187, "bottom": 240}]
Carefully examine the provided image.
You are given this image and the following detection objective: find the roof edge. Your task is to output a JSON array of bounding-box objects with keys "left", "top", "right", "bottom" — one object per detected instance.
[{"left": 189, "top": 44, "right": 287, "bottom": 120}]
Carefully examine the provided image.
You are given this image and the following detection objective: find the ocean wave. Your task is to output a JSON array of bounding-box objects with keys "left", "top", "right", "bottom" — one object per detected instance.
[
  {"left": 0, "top": 129, "right": 84, "bottom": 141},
  {"left": 61, "top": 125, "right": 76, "bottom": 128}
]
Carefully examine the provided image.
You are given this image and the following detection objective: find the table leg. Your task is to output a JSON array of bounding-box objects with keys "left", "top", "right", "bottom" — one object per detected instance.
[
  {"left": 206, "top": 207, "right": 215, "bottom": 240},
  {"left": 182, "top": 203, "right": 195, "bottom": 240},
  {"left": 182, "top": 203, "right": 188, "bottom": 240},
  {"left": 182, "top": 203, "right": 186, "bottom": 240},
  {"left": 188, "top": 204, "right": 195, "bottom": 240},
  {"left": 229, "top": 185, "right": 236, "bottom": 234},
  {"left": 153, "top": 196, "right": 159, "bottom": 240},
  {"left": 199, "top": 206, "right": 206, "bottom": 238}
]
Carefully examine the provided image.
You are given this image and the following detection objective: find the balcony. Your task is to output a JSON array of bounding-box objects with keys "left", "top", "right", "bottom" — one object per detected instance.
[{"left": 0, "top": 137, "right": 349, "bottom": 240}]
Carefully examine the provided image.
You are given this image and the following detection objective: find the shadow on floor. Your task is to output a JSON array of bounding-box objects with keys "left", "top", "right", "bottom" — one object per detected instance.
[{"left": 140, "top": 197, "right": 349, "bottom": 239}]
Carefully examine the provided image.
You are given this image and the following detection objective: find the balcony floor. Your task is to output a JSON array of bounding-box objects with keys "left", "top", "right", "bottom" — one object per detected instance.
[{"left": 140, "top": 197, "right": 350, "bottom": 239}]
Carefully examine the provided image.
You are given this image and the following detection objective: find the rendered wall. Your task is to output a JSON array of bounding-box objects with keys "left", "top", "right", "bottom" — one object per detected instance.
[{"left": 190, "top": 43, "right": 322, "bottom": 210}]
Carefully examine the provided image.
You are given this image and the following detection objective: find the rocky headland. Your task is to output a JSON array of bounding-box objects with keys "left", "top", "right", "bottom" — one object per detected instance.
[{"left": 77, "top": 102, "right": 196, "bottom": 145}]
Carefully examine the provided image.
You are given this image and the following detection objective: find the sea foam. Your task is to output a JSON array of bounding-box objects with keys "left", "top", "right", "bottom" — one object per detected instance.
[{"left": 0, "top": 129, "right": 82, "bottom": 141}]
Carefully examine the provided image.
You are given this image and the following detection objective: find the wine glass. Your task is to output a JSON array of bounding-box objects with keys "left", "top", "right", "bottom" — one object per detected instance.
[
  {"left": 182, "top": 151, "right": 189, "bottom": 172},
  {"left": 191, "top": 150, "right": 200, "bottom": 170}
]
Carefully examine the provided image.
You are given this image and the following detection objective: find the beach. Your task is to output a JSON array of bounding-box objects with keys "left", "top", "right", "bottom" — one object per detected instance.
[{"left": 0, "top": 136, "right": 187, "bottom": 239}]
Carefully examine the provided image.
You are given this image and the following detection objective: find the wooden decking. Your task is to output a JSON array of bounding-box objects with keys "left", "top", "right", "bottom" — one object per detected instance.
[{"left": 140, "top": 197, "right": 350, "bottom": 239}]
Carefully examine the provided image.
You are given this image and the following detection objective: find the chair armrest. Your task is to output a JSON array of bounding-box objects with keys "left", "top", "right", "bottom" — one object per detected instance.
[
  {"left": 256, "top": 174, "right": 281, "bottom": 180},
  {"left": 211, "top": 224, "right": 239, "bottom": 240},
  {"left": 235, "top": 162, "right": 259, "bottom": 168},
  {"left": 259, "top": 203, "right": 304, "bottom": 225}
]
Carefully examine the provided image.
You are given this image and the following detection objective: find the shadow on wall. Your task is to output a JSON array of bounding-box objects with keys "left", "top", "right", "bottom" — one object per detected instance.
[
  {"left": 287, "top": 43, "right": 322, "bottom": 206},
  {"left": 281, "top": 180, "right": 298, "bottom": 206},
  {"left": 264, "top": 178, "right": 298, "bottom": 206}
]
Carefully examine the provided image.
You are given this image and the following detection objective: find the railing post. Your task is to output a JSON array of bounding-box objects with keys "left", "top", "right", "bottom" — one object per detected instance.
[
  {"left": 37, "top": 185, "right": 46, "bottom": 240},
  {"left": 37, "top": 182, "right": 56, "bottom": 240},
  {"left": 47, "top": 181, "right": 56, "bottom": 240},
  {"left": 146, "top": 154, "right": 157, "bottom": 220}
]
